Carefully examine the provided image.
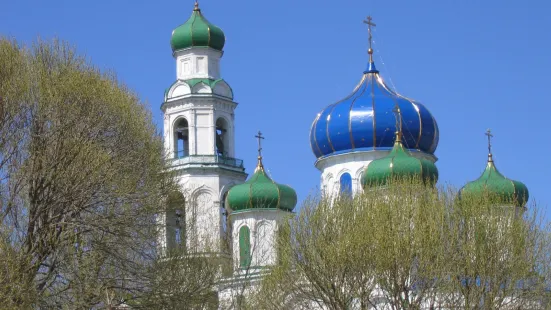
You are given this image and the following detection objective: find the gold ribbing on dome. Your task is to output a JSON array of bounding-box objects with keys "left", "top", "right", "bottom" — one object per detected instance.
[
  {"left": 254, "top": 131, "right": 265, "bottom": 172},
  {"left": 392, "top": 104, "right": 403, "bottom": 143},
  {"left": 363, "top": 16, "right": 376, "bottom": 63},
  {"left": 485, "top": 128, "right": 494, "bottom": 163},
  {"left": 194, "top": 0, "right": 200, "bottom": 11}
]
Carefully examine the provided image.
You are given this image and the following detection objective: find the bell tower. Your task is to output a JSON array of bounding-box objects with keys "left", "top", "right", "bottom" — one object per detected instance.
[{"left": 159, "top": 2, "right": 247, "bottom": 255}]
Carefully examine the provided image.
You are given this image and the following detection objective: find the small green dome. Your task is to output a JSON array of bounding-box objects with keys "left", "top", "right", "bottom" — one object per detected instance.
[
  {"left": 460, "top": 155, "right": 529, "bottom": 207},
  {"left": 361, "top": 134, "right": 438, "bottom": 188},
  {"left": 227, "top": 158, "right": 297, "bottom": 212},
  {"left": 170, "top": 2, "right": 225, "bottom": 52}
]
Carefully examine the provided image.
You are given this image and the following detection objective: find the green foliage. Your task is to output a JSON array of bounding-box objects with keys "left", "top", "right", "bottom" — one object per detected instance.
[
  {"left": 252, "top": 177, "right": 551, "bottom": 310},
  {"left": 139, "top": 248, "right": 221, "bottom": 310},
  {"left": 0, "top": 37, "right": 195, "bottom": 308}
]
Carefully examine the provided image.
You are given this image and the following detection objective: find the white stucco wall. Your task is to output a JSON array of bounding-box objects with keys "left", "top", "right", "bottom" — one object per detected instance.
[
  {"left": 174, "top": 47, "right": 222, "bottom": 80},
  {"left": 315, "top": 150, "right": 437, "bottom": 198},
  {"left": 229, "top": 209, "right": 290, "bottom": 269}
]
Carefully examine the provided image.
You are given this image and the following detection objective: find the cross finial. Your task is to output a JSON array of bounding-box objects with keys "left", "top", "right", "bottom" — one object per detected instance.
[
  {"left": 485, "top": 129, "right": 494, "bottom": 162},
  {"left": 392, "top": 104, "right": 403, "bottom": 142},
  {"left": 363, "top": 16, "right": 376, "bottom": 63},
  {"left": 194, "top": 0, "right": 200, "bottom": 11},
  {"left": 254, "top": 131, "right": 265, "bottom": 172}
]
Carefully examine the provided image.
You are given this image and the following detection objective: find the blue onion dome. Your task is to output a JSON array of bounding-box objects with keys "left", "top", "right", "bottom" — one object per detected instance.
[
  {"left": 460, "top": 139, "right": 529, "bottom": 207},
  {"left": 226, "top": 157, "right": 297, "bottom": 212},
  {"left": 309, "top": 59, "right": 439, "bottom": 159},
  {"left": 361, "top": 130, "right": 438, "bottom": 188}
]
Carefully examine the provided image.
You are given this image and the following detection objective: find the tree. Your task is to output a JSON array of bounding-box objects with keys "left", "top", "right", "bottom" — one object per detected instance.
[
  {"left": 140, "top": 188, "right": 226, "bottom": 310},
  {"left": 0, "top": 37, "right": 38, "bottom": 308},
  {"left": 140, "top": 248, "right": 221, "bottom": 309},
  {"left": 0, "top": 38, "right": 176, "bottom": 308},
  {"left": 252, "top": 178, "right": 551, "bottom": 310},
  {"left": 441, "top": 193, "right": 551, "bottom": 309},
  {"left": 251, "top": 195, "right": 382, "bottom": 310}
]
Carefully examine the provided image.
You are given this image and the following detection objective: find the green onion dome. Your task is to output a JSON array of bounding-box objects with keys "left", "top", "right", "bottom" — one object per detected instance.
[
  {"left": 226, "top": 157, "right": 297, "bottom": 212},
  {"left": 170, "top": 2, "right": 225, "bottom": 52},
  {"left": 361, "top": 132, "right": 438, "bottom": 188},
  {"left": 460, "top": 153, "right": 529, "bottom": 207}
]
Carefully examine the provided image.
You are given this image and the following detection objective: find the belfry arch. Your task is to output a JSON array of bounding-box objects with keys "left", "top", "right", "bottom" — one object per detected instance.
[
  {"left": 174, "top": 118, "right": 189, "bottom": 158},
  {"left": 216, "top": 117, "right": 230, "bottom": 157}
]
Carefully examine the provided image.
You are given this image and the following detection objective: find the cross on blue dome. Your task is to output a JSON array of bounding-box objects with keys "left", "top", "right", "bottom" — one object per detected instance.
[{"left": 309, "top": 17, "right": 439, "bottom": 159}]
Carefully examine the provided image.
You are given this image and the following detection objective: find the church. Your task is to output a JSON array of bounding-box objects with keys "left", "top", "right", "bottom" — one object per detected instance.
[{"left": 157, "top": 2, "right": 529, "bottom": 308}]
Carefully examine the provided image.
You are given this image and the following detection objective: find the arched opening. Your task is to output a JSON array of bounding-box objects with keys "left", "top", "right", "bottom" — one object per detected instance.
[
  {"left": 220, "top": 191, "right": 231, "bottom": 253},
  {"left": 215, "top": 118, "right": 229, "bottom": 157},
  {"left": 239, "top": 226, "right": 251, "bottom": 268},
  {"left": 174, "top": 118, "right": 189, "bottom": 158},
  {"left": 167, "top": 191, "right": 186, "bottom": 251},
  {"left": 340, "top": 173, "right": 353, "bottom": 198}
]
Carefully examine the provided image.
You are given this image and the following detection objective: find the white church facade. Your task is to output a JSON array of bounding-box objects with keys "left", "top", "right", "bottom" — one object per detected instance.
[{"left": 158, "top": 2, "right": 530, "bottom": 309}]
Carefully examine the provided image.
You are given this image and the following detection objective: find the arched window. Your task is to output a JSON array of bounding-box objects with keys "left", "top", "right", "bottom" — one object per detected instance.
[
  {"left": 215, "top": 118, "right": 229, "bottom": 157},
  {"left": 174, "top": 118, "right": 189, "bottom": 158},
  {"left": 220, "top": 192, "right": 231, "bottom": 253},
  {"left": 340, "top": 173, "right": 352, "bottom": 198},
  {"left": 174, "top": 209, "right": 183, "bottom": 245},
  {"left": 239, "top": 226, "right": 251, "bottom": 268},
  {"left": 167, "top": 191, "right": 185, "bottom": 251}
]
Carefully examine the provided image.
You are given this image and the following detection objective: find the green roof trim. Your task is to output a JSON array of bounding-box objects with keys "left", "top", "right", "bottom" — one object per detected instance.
[
  {"left": 229, "top": 208, "right": 293, "bottom": 215},
  {"left": 361, "top": 137, "right": 438, "bottom": 188},
  {"left": 460, "top": 156, "right": 529, "bottom": 207},
  {"left": 163, "top": 78, "right": 233, "bottom": 102},
  {"left": 227, "top": 159, "right": 297, "bottom": 212},
  {"left": 170, "top": 4, "right": 225, "bottom": 52},
  {"left": 184, "top": 78, "right": 226, "bottom": 89}
]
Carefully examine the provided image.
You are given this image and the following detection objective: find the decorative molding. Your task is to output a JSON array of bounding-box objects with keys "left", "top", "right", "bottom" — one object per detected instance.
[
  {"left": 336, "top": 168, "right": 353, "bottom": 180},
  {"left": 213, "top": 81, "right": 232, "bottom": 98},
  {"left": 192, "top": 83, "right": 211, "bottom": 94},
  {"left": 315, "top": 149, "right": 437, "bottom": 171},
  {"left": 255, "top": 220, "right": 272, "bottom": 234},
  {"left": 191, "top": 185, "right": 216, "bottom": 201},
  {"left": 170, "top": 83, "right": 191, "bottom": 98},
  {"left": 163, "top": 96, "right": 237, "bottom": 113}
]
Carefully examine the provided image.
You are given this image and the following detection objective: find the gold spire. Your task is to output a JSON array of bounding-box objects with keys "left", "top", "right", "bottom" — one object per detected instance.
[
  {"left": 485, "top": 128, "right": 494, "bottom": 162},
  {"left": 363, "top": 16, "right": 376, "bottom": 63},
  {"left": 392, "top": 104, "right": 403, "bottom": 143},
  {"left": 254, "top": 131, "right": 265, "bottom": 172},
  {"left": 193, "top": 0, "right": 200, "bottom": 11}
]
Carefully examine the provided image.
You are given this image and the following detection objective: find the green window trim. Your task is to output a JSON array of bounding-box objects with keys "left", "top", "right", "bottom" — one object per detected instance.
[{"left": 239, "top": 226, "right": 251, "bottom": 268}]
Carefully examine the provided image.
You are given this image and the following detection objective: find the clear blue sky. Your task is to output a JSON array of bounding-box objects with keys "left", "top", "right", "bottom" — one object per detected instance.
[{"left": 2, "top": 0, "right": 549, "bottom": 215}]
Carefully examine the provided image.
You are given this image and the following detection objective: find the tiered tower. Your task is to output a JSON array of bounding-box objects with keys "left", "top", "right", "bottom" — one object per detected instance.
[{"left": 159, "top": 2, "right": 247, "bottom": 254}]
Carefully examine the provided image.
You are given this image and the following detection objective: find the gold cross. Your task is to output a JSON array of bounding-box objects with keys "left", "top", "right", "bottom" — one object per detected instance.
[
  {"left": 485, "top": 129, "right": 493, "bottom": 155},
  {"left": 255, "top": 131, "right": 265, "bottom": 158},
  {"left": 363, "top": 16, "right": 376, "bottom": 61}
]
